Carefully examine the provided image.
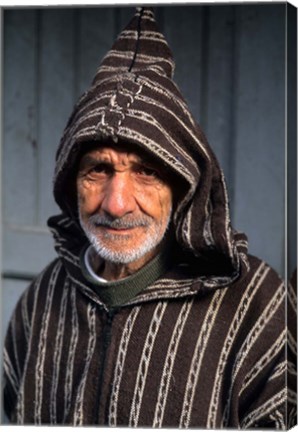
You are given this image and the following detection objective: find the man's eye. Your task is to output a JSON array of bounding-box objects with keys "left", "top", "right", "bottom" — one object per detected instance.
[
  {"left": 137, "top": 166, "right": 160, "bottom": 178},
  {"left": 90, "top": 163, "right": 110, "bottom": 174}
]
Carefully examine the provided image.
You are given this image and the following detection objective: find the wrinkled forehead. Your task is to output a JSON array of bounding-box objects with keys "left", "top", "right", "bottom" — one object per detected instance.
[
  {"left": 76, "top": 139, "right": 171, "bottom": 172},
  {"left": 57, "top": 138, "right": 189, "bottom": 218},
  {"left": 71, "top": 139, "right": 188, "bottom": 207}
]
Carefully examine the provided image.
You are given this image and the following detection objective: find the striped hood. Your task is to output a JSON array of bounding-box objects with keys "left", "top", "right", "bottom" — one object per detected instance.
[{"left": 52, "top": 7, "right": 249, "bottom": 286}]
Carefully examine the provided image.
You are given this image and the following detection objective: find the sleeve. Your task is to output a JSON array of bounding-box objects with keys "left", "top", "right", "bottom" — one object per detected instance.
[
  {"left": 2, "top": 279, "right": 36, "bottom": 422},
  {"left": 238, "top": 267, "right": 297, "bottom": 430}
]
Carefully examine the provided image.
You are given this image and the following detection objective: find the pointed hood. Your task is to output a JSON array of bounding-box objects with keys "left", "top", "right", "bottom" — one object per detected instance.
[
  {"left": 94, "top": 7, "right": 175, "bottom": 80},
  {"left": 52, "top": 7, "right": 249, "bottom": 287}
]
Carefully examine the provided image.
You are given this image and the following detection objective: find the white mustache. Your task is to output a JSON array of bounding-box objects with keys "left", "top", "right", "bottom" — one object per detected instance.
[{"left": 87, "top": 214, "right": 153, "bottom": 229}]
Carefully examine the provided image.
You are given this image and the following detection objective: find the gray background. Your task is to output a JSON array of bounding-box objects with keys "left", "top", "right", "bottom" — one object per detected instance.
[{"left": 1, "top": 4, "right": 297, "bottom": 354}]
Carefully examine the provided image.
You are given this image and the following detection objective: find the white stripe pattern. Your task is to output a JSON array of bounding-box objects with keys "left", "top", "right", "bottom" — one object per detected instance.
[
  {"left": 21, "top": 287, "right": 31, "bottom": 343},
  {"left": 109, "top": 306, "right": 141, "bottom": 426},
  {"left": 179, "top": 288, "right": 227, "bottom": 428},
  {"left": 207, "top": 262, "right": 269, "bottom": 428},
  {"left": 224, "top": 281, "right": 285, "bottom": 421},
  {"left": 287, "top": 279, "right": 297, "bottom": 312},
  {"left": 129, "top": 302, "right": 168, "bottom": 427},
  {"left": 128, "top": 285, "right": 195, "bottom": 305},
  {"left": 139, "top": 78, "right": 209, "bottom": 152},
  {"left": 153, "top": 299, "right": 194, "bottom": 427},
  {"left": 50, "top": 279, "right": 70, "bottom": 423},
  {"left": 3, "top": 348, "right": 19, "bottom": 396},
  {"left": 127, "top": 106, "right": 200, "bottom": 173},
  {"left": 133, "top": 93, "right": 203, "bottom": 171},
  {"left": 268, "top": 360, "right": 288, "bottom": 382},
  {"left": 63, "top": 284, "right": 79, "bottom": 422},
  {"left": 222, "top": 284, "right": 285, "bottom": 421},
  {"left": 288, "top": 329, "right": 297, "bottom": 356},
  {"left": 34, "top": 261, "right": 62, "bottom": 424},
  {"left": 220, "top": 169, "right": 234, "bottom": 260},
  {"left": 119, "top": 30, "right": 168, "bottom": 44},
  {"left": 11, "top": 313, "right": 21, "bottom": 380},
  {"left": 233, "top": 283, "right": 284, "bottom": 378},
  {"left": 241, "top": 389, "right": 287, "bottom": 428},
  {"left": 239, "top": 329, "right": 286, "bottom": 395},
  {"left": 119, "top": 127, "right": 194, "bottom": 184},
  {"left": 74, "top": 303, "right": 97, "bottom": 426},
  {"left": 149, "top": 278, "right": 194, "bottom": 289},
  {"left": 16, "top": 269, "right": 44, "bottom": 423},
  {"left": 104, "top": 50, "right": 175, "bottom": 70}
]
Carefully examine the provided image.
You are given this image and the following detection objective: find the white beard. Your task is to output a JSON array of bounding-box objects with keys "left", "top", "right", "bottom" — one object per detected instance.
[{"left": 79, "top": 210, "right": 172, "bottom": 264}]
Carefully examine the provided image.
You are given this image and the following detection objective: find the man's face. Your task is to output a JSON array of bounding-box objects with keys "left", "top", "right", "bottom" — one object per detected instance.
[{"left": 77, "top": 144, "right": 173, "bottom": 265}]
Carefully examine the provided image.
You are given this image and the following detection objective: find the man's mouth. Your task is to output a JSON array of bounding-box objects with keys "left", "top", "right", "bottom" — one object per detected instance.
[
  {"left": 90, "top": 215, "right": 152, "bottom": 231},
  {"left": 101, "top": 226, "right": 137, "bottom": 233}
]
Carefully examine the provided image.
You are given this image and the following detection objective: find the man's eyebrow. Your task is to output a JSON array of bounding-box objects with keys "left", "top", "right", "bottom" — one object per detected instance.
[
  {"left": 79, "top": 155, "right": 110, "bottom": 167},
  {"left": 79, "top": 152, "right": 161, "bottom": 169}
]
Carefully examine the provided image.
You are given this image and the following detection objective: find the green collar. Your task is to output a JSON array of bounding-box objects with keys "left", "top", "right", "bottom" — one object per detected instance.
[{"left": 80, "top": 246, "right": 172, "bottom": 308}]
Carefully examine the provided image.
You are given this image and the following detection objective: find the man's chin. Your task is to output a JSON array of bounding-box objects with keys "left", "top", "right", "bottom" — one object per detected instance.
[
  {"left": 82, "top": 222, "right": 166, "bottom": 265},
  {"left": 94, "top": 247, "right": 151, "bottom": 265},
  {"left": 89, "top": 237, "right": 159, "bottom": 265}
]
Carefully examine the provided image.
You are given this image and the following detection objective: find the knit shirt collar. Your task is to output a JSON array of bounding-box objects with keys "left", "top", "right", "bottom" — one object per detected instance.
[{"left": 80, "top": 245, "right": 172, "bottom": 308}]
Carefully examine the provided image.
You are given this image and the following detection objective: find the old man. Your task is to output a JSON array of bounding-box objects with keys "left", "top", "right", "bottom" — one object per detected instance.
[{"left": 3, "top": 7, "right": 295, "bottom": 428}]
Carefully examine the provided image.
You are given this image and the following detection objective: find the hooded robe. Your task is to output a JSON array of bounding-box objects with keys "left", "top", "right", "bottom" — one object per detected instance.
[{"left": 3, "top": 7, "right": 296, "bottom": 428}]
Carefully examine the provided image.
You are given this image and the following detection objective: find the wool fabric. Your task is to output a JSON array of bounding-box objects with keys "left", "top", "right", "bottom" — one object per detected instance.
[
  {"left": 3, "top": 7, "right": 296, "bottom": 428},
  {"left": 53, "top": 7, "right": 248, "bottom": 288},
  {"left": 3, "top": 213, "right": 296, "bottom": 427}
]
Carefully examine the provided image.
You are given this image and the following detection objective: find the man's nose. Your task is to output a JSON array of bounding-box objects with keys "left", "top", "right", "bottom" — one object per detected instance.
[{"left": 101, "top": 173, "right": 136, "bottom": 218}]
